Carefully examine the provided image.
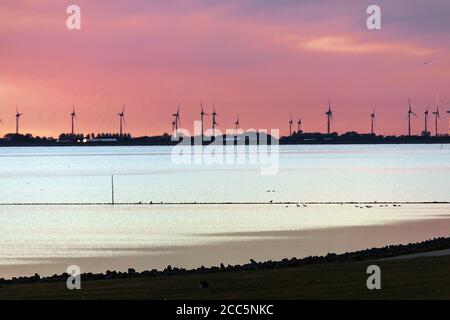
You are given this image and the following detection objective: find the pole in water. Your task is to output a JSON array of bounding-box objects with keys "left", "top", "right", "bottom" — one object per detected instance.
[{"left": 111, "top": 175, "right": 115, "bottom": 205}]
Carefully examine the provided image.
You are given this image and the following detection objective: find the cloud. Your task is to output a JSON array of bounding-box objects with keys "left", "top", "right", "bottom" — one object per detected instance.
[{"left": 288, "top": 36, "right": 433, "bottom": 56}]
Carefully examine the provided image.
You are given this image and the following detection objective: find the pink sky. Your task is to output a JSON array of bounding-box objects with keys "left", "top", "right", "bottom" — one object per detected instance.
[{"left": 0, "top": 0, "right": 449, "bottom": 137}]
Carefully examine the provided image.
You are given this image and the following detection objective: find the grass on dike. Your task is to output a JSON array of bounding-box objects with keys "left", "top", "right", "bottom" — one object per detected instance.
[{"left": 1, "top": 255, "right": 449, "bottom": 300}]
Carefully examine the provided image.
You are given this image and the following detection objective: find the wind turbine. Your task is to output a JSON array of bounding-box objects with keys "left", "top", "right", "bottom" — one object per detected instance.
[
  {"left": 211, "top": 104, "right": 219, "bottom": 136},
  {"left": 71, "top": 105, "right": 77, "bottom": 135},
  {"left": 172, "top": 104, "right": 181, "bottom": 134},
  {"left": 0, "top": 116, "right": 3, "bottom": 140},
  {"left": 447, "top": 109, "right": 450, "bottom": 134},
  {"left": 289, "top": 116, "right": 293, "bottom": 136},
  {"left": 432, "top": 107, "right": 440, "bottom": 136},
  {"left": 118, "top": 105, "right": 125, "bottom": 136},
  {"left": 235, "top": 115, "right": 240, "bottom": 133},
  {"left": 297, "top": 118, "right": 302, "bottom": 133},
  {"left": 424, "top": 108, "right": 429, "bottom": 135},
  {"left": 15, "top": 105, "right": 23, "bottom": 135},
  {"left": 370, "top": 108, "right": 376, "bottom": 135},
  {"left": 200, "top": 102, "right": 208, "bottom": 139},
  {"left": 447, "top": 108, "right": 450, "bottom": 136},
  {"left": 406, "top": 99, "right": 418, "bottom": 136},
  {"left": 432, "top": 97, "right": 440, "bottom": 137},
  {"left": 325, "top": 99, "right": 334, "bottom": 134}
]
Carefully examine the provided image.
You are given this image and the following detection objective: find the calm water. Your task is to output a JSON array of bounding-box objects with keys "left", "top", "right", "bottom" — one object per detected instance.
[
  {"left": 0, "top": 144, "right": 449, "bottom": 277},
  {"left": 0, "top": 144, "right": 449, "bottom": 203}
]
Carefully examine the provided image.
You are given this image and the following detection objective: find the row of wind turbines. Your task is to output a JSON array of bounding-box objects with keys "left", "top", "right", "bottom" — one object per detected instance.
[
  {"left": 172, "top": 98, "right": 448, "bottom": 138},
  {"left": 406, "top": 98, "right": 443, "bottom": 136},
  {"left": 171, "top": 103, "right": 230, "bottom": 137},
  {"left": 70, "top": 105, "right": 127, "bottom": 136},
  {"left": 287, "top": 98, "right": 447, "bottom": 136},
  {"left": 1, "top": 99, "right": 448, "bottom": 137},
  {"left": 0, "top": 105, "right": 127, "bottom": 136}
]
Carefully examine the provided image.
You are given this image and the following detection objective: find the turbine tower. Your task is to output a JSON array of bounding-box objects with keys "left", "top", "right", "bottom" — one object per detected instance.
[
  {"left": 15, "top": 105, "right": 23, "bottom": 135},
  {"left": 235, "top": 115, "right": 240, "bottom": 132},
  {"left": 447, "top": 109, "right": 450, "bottom": 134},
  {"left": 118, "top": 105, "right": 125, "bottom": 136},
  {"left": 432, "top": 106, "right": 440, "bottom": 137},
  {"left": 406, "top": 99, "right": 417, "bottom": 136},
  {"left": 71, "top": 105, "right": 77, "bottom": 135},
  {"left": 200, "top": 102, "right": 208, "bottom": 139},
  {"left": 171, "top": 119, "right": 176, "bottom": 133},
  {"left": 325, "top": 99, "right": 334, "bottom": 134},
  {"left": 432, "top": 95, "right": 440, "bottom": 136},
  {"left": 448, "top": 108, "right": 450, "bottom": 133},
  {"left": 172, "top": 104, "right": 181, "bottom": 135},
  {"left": 297, "top": 118, "right": 302, "bottom": 133},
  {"left": 424, "top": 108, "right": 429, "bottom": 135},
  {"left": 289, "top": 116, "right": 293, "bottom": 136},
  {"left": 370, "top": 108, "right": 376, "bottom": 135},
  {"left": 211, "top": 104, "right": 218, "bottom": 136}
]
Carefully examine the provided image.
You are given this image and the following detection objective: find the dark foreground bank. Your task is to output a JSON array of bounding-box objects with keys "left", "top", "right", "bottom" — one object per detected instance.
[
  {"left": 0, "top": 254, "right": 449, "bottom": 299},
  {"left": 0, "top": 237, "right": 449, "bottom": 299}
]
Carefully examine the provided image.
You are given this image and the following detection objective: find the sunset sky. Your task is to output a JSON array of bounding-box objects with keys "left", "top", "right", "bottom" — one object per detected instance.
[{"left": 0, "top": 0, "right": 449, "bottom": 137}]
